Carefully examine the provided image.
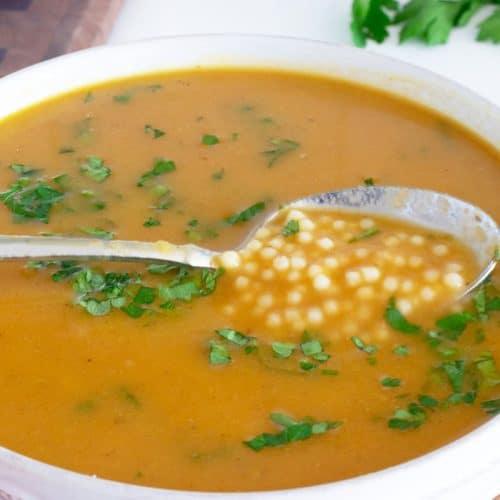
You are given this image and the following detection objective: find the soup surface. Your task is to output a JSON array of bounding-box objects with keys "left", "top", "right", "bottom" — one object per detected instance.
[{"left": 0, "top": 69, "right": 498, "bottom": 492}]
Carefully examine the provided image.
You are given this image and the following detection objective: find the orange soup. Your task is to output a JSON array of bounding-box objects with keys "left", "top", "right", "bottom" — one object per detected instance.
[{"left": 0, "top": 69, "right": 498, "bottom": 492}]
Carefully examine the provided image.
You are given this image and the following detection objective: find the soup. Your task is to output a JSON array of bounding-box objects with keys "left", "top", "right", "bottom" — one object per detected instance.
[{"left": 0, "top": 69, "right": 498, "bottom": 492}]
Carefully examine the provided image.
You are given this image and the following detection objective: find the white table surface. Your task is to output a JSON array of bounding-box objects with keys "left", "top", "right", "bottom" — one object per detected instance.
[
  {"left": 108, "top": 2, "right": 499, "bottom": 499},
  {"left": 108, "top": 0, "right": 500, "bottom": 106}
]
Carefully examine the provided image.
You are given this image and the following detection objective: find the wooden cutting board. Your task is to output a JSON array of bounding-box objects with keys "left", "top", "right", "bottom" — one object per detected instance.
[{"left": 0, "top": 0, "right": 123, "bottom": 77}]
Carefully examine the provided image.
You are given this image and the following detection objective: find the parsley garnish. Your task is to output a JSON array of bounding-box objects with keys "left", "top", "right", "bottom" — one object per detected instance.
[
  {"left": 363, "top": 177, "right": 375, "bottom": 186},
  {"left": 225, "top": 201, "right": 266, "bottom": 225},
  {"left": 144, "top": 124, "right": 165, "bottom": 139},
  {"left": 209, "top": 341, "right": 231, "bottom": 365},
  {"left": 113, "top": 94, "right": 131, "bottom": 104},
  {"left": 0, "top": 165, "right": 64, "bottom": 223},
  {"left": 215, "top": 328, "right": 253, "bottom": 346},
  {"left": 137, "top": 159, "right": 176, "bottom": 187},
  {"left": 418, "top": 394, "right": 438, "bottom": 409},
  {"left": 211, "top": 169, "right": 225, "bottom": 181},
  {"left": 351, "top": 0, "right": 500, "bottom": 47},
  {"left": 393, "top": 345, "right": 409, "bottom": 356},
  {"left": 348, "top": 227, "right": 380, "bottom": 243},
  {"left": 271, "top": 341, "right": 296, "bottom": 358},
  {"left": 79, "top": 227, "right": 115, "bottom": 239},
  {"left": 351, "top": 336, "right": 377, "bottom": 354},
  {"left": 388, "top": 401, "right": 427, "bottom": 430},
  {"left": 80, "top": 157, "right": 111, "bottom": 183},
  {"left": 202, "top": 134, "right": 219, "bottom": 145},
  {"left": 385, "top": 298, "right": 422, "bottom": 334},
  {"left": 481, "top": 398, "right": 500, "bottom": 416},
  {"left": 143, "top": 217, "right": 161, "bottom": 227},
  {"left": 59, "top": 147, "right": 75, "bottom": 154},
  {"left": 381, "top": 377, "right": 401, "bottom": 387},
  {"left": 244, "top": 413, "right": 342, "bottom": 451},
  {"left": 261, "top": 138, "right": 300, "bottom": 167},
  {"left": 282, "top": 219, "right": 300, "bottom": 236}
]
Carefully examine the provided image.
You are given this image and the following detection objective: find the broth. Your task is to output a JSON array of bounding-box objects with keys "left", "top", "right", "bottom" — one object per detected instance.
[{"left": 0, "top": 69, "right": 498, "bottom": 492}]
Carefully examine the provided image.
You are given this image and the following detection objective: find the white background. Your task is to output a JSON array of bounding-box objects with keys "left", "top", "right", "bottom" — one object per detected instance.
[{"left": 108, "top": 0, "right": 500, "bottom": 106}]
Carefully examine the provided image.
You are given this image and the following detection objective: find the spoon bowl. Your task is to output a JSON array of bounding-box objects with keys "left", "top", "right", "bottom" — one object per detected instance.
[{"left": 0, "top": 186, "right": 497, "bottom": 297}]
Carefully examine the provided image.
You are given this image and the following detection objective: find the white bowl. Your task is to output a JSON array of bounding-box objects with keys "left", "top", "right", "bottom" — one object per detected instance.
[{"left": 0, "top": 35, "right": 498, "bottom": 500}]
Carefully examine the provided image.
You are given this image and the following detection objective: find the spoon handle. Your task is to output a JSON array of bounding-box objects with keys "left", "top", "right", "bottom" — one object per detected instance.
[{"left": 0, "top": 235, "right": 218, "bottom": 268}]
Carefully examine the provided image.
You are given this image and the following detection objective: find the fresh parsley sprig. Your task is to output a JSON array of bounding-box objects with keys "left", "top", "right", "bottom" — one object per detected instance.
[{"left": 351, "top": 0, "right": 500, "bottom": 47}]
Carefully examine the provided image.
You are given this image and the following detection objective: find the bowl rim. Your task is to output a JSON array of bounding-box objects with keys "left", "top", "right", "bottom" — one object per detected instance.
[{"left": 0, "top": 33, "right": 498, "bottom": 500}]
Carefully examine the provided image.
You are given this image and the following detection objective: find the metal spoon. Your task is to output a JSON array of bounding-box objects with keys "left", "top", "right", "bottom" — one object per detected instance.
[{"left": 0, "top": 186, "right": 497, "bottom": 297}]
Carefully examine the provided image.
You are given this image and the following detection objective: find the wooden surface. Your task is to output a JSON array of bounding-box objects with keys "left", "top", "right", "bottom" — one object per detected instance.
[{"left": 0, "top": 0, "right": 123, "bottom": 77}]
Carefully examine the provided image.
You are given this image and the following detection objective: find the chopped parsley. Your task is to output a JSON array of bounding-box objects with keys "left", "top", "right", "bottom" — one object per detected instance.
[
  {"left": 435, "top": 311, "right": 474, "bottom": 340},
  {"left": 418, "top": 394, "right": 439, "bottom": 409},
  {"left": 261, "top": 138, "right": 300, "bottom": 167},
  {"left": 59, "top": 147, "right": 75, "bottom": 154},
  {"left": 271, "top": 341, "right": 296, "bottom": 359},
  {"left": 243, "top": 413, "right": 341, "bottom": 451},
  {"left": 385, "top": 298, "right": 422, "bottom": 334},
  {"left": 481, "top": 398, "right": 500, "bottom": 416},
  {"left": 393, "top": 345, "right": 409, "bottom": 356},
  {"left": 215, "top": 328, "right": 253, "bottom": 346},
  {"left": 225, "top": 201, "right": 266, "bottom": 225},
  {"left": 351, "top": 336, "right": 377, "bottom": 354},
  {"left": 211, "top": 169, "right": 225, "bottom": 181},
  {"left": 202, "top": 134, "right": 219, "bottom": 146},
  {"left": 113, "top": 94, "right": 131, "bottom": 104},
  {"left": 137, "top": 159, "right": 176, "bottom": 187},
  {"left": 0, "top": 165, "right": 64, "bottom": 223},
  {"left": 388, "top": 401, "right": 427, "bottom": 430},
  {"left": 282, "top": 219, "right": 300, "bottom": 237},
  {"left": 348, "top": 227, "right": 380, "bottom": 243},
  {"left": 209, "top": 341, "right": 231, "bottom": 365},
  {"left": 363, "top": 177, "right": 375, "bottom": 186},
  {"left": 143, "top": 217, "right": 161, "bottom": 227},
  {"left": 79, "top": 227, "right": 115, "bottom": 239},
  {"left": 299, "top": 359, "right": 317, "bottom": 371},
  {"left": 381, "top": 377, "right": 401, "bottom": 387},
  {"left": 144, "top": 124, "right": 165, "bottom": 139},
  {"left": 80, "top": 157, "right": 111, "bottom": 183},
  {"left": 300, "top": 339, "right": 330, "bottom": 362}
]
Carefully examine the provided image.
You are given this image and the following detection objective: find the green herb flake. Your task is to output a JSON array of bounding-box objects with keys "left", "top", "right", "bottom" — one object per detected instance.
[
  {"left": 202, "top": 134, "right": 219, "bottom": 146},
  {"left": 299, "top": 359, "right": 317, "bottom": 371},
  {"left": 261, "top": 138, "right": 300, "bottom": 167},
  {"left": 418, "top": 394, "right": 439, "bottom": 409},
  {"left": 143, "top": 217, "right": 161, "bottom": 227},
  {"left": 348, "top": 227, "right": 380, "bottom": 243},
  {"left": 282, "top": 219, "right": 300, "bottom": 237},
  {"left": 59, "top": 147, "right": 75, "bottom": 154},
  {"left": 388, "top": 402, "right": 427, "bottom": 430},
  {"left": 209, "top": 341, "right": 231, "bottom": 365},
  {"left": 351, "top": 336, "right": 377, "bottom": 354},
  {"left": 113, "top": 94, "right": 131, "bottom": 104},
  {"left": 363, "top": 177, "right": 375, "bottom": 186},
  {"left": 243, "top": 413, "right": 341, "bottom": 452},
  {"left": 385, "top": 298, "right": 422, "bottom": 334},
  {"left": 0, "top": 168, "right": 65, "bottom": 224},
  {"left": 381, "top": 377, "right": 401, "bottom": 387},
  {"left": 350, "top": 0, "right": 398, "bottom": 47},
  {"left": 271, "top": 341, "right": 296, "bottom": 359},
  {"left": 75, "top": 399, "right": 96, "bottom": 413},
  {"left": 137, "top": 159, "right": 176, "bottom": 187},
  {"left": 119, "top": 386, "right": 141, "bottom": 408},
  {"left": 481, "top": 398, "right": 500, "bottom": 416},
  {"left": 80, "top": 157, "right": 111, "bottom": 183},
  {"left": 211, "top": 169, "right": 225, "bottom": 181},
  {"left": 321, "top": 369, "right": 339, "bottom": 376},
  {"left": 393, "top": 345, "right": 409, "bottom": 356},
  {"left": 79, "top": 227, "right": 115, "bottom": 240},
  {"left": 435, "top": 311, "right": 474, "bottom": 340},
  {"left": 144, "top": 124, "right": 165, "bottom": 139},
  {"left": 226, "top": 201, "right": 266, "bottom": 225},
  {"left": 215, "top": 328, "right": 252, "bottom": 346},
  {"left": 441, "top": 359, "right": 465, "bottom": 393}
]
